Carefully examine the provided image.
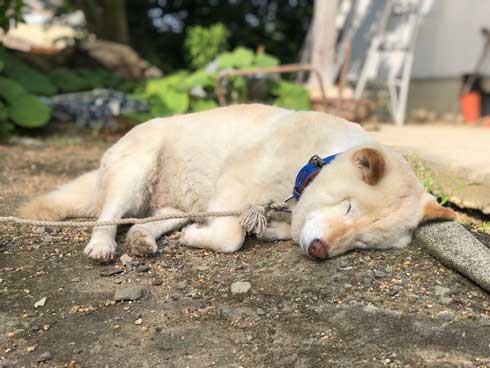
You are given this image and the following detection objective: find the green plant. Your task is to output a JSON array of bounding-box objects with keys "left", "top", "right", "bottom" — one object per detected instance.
[
  {"left": 0, "top": 0, "right": 25, "bottom": 32},
  {"left": 0, "top": 48, "right": 57, "bottom": 95},
  {"left": 185, "top": 23, "right": 229, "bottom": 69},
  {"left": 409, "top": 158, "right": 466, "bottom": 206},
  {"left": 482, "top": 222, "right": 490, "bottom": 233},
  {"left": 271, "top": 80, "right": 310, "bottom": 110}
]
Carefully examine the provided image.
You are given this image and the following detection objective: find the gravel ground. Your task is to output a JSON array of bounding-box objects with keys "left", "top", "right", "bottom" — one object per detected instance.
[{"left": 1, "top": 134, "right": 490, "bottom": 368}]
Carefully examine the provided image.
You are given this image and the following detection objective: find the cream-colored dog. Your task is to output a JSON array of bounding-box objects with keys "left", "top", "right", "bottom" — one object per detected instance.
[{"left": 20, "top": 104, "right": 454, "bottom": 261}]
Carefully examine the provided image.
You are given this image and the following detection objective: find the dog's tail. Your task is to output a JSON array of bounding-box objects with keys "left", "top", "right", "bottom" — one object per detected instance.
[{"left": 18, "top": 170, "right": 99, "bottom": 221}]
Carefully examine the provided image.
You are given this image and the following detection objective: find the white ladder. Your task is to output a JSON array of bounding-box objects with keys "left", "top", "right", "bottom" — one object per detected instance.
[{"left": 353, "top": 0, "right": 433, "bottom": 125}]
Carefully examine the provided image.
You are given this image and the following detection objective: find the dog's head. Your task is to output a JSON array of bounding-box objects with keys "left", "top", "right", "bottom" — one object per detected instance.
[{"left": 290, "top": 144, "right": 455, "bottom": 260}]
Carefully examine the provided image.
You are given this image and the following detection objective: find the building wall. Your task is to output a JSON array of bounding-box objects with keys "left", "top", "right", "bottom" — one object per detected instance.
[{"left": 407, "top": 79, "right": 461, "bottom": 116}]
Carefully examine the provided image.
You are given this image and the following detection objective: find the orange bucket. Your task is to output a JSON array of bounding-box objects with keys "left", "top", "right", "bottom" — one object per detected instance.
[{"left": 460, "top": 91, "right": 481, "bottom": 123}]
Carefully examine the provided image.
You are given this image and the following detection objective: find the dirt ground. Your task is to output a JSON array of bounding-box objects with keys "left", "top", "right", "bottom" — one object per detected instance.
[{"left": 1, "top": 132, "right": 490, "bottom": 368}]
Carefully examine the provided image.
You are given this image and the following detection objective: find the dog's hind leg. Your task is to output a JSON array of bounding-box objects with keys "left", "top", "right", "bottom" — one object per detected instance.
[
  {"left": 126, "top": 207, "right": 189, "bottom": 256},
  {"left": 83, "top": 155, "right": 155, "bottom": 261}
]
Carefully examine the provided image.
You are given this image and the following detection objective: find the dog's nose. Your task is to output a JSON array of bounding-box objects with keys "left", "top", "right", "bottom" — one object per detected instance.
[{"left": 308, "top": 239, "right": 330, "bottom": 261}]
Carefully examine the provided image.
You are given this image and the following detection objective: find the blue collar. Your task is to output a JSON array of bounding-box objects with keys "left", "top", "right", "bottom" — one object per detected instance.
[{"left": 292, "top": 153, "right": 340, "bottom": 201}]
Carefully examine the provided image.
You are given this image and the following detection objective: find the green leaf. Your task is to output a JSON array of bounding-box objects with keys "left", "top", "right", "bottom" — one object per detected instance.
[
  {"left": 181, "top": 70, "right": 215, "bottom": 90},
  {"left": 254, "top": 53, "right": 279, "bottom": 67},
  {"left": 144, "top": 72, "right": 189, "bottom": 97},
  {"left": 0, "top": 76, "right": 26, "bottom": 103},
  {"left": 0, "top": 119, "right": 15, "bottom": 140},
  {"left": 217, "top": 47, "right": 255, "bottom": 69},
  {"left": 0, "top": 60, "right": 4, "bottom": 72},
  {"left": 191, "top": 99, "right": 218, "bottom": 112},
  {"left": 0, "top": 49, "right": 57, "bottom": 95},
  {"left": 271, "top": 81, "right": 310, "bottom": 110},
  {"left": 156, "top": 88, "right": 190, "bottom": 114},
  {"left": 8, "top": 94, "right": 51, "bottom": 128}
]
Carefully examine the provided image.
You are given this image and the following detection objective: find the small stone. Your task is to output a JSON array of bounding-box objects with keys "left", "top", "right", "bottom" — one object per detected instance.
[
  {"left": 385, "top": 265, "right": 393, "bottom": 273},
  {"left": 282, "top": 305, "right": 292, "bottom": 313},
  {"left": 71, "top": 277, "right": 81, "bottom": 283},
  {"left": 339, "top": 266, "right": 354, "bottom": 271},
  {"left": 231, "top": 281, "right": 251, "bottom": 295},
  {"left": 176, "top": 281, "right": 187, "bottom": 290},
  {"left": 27, "top": 346, "right": 36, "bottom": 352},
  {"left": 114, "top": 286, "right": 145, "bottom": 301},
  {"left": 434, "top": 286, "right": 450, "bottom": 297},
  {"left": 34, "top": 297, "right": 47, "bottom": 308},
  {"left": 362, "top": 277, "right": 373, "bottom": 287},
  {"left": 0, "top": 359, "right": 15, "bottom": 368},
  {"left": 374, "top": 270, "right": 386, "bottom": 278},
  {"left": 137, "top": 265, "right": 150, "bottom": 273},
  {"left": 196, "top": 265, "right": 210, "bottom": 271},
  {"left": 37, "top": 351, "right": 52, "bottom": 363},
  {"left": 120, "top": 254, "right": 133, "bottom": 270},
  {"left": 387, "top": 286, "right": 400, "bottom": 296},
  {"left": 100, "top": 267, "right": 124, "bottom": 277},
  {"left": 440, "top": 297, "right": 453, "bottom": 305},
  {"left": 33, "top": 227, "right": 46, "bottom": 234},
  {"left": 134, "top": 318, "right": 143, "bottom": 325},
  {"left": 73, "top": 348, "right": 82, "bottom": 354},
  {"left": 344, "top": 283, "right": 352, "bottom": 289},
  {"left": 151, "top": 278, "right": 163, "bottom": 286},
  {"left": 256, "top": 308, "right": 265, "bottom": 315},
  {"left": 437, "top": 311, "right": 454, "bottom": 322},
  {"left": 42, "top": 235, "right": 53, "bottom": 243},
  {"left": 31, "top": 325, "right": 40, "bottom": 332}
]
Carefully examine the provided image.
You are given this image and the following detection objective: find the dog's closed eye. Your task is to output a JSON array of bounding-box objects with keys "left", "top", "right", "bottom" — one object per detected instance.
[{"left": 345, "top": 200, "right": 352, "bottom": 215}]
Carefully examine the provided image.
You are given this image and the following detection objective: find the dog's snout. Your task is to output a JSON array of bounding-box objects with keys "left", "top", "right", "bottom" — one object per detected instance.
[{"left": 308, "top": 238, "right": 330, "bottom": 261}]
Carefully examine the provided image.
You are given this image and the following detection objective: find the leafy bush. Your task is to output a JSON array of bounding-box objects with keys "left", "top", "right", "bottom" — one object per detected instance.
[
  {"left": 0, "top": 48, "right": 57, "bottom": 95},
  {"left": 185, "top": 23, "right": 229, "bottom": 69},
  {"left": 0, "top": 55, "right": 52, "bottom": 139}
]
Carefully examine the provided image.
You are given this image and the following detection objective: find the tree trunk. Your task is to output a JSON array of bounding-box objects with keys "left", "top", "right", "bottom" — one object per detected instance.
[
  {"left": 77, "top": 0, "right": 129, "bottom": 44},
  {"left": 308, "top": 0, "right": 338, "bottom": 95}
]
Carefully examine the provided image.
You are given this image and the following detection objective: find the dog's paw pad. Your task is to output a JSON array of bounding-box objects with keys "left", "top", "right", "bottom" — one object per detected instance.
[{"left": 126, "top": 228, "right": 157, "bottom": 256}]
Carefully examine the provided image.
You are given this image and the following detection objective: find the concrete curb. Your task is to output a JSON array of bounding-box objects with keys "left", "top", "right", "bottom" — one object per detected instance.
[{"left": 414, "top": 221, "right": 490, "bottom": 293}]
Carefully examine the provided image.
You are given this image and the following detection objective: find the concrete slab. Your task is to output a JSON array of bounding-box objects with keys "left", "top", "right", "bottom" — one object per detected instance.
[
  {"left": 415, "top": 221, "right": 490, "bottom": 293},
  {"left": 372, "top": 125, "right": 490, "bottom": 214}
]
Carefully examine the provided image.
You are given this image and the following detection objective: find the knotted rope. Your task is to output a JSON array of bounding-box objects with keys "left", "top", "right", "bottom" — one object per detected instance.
[{"left": 0, "top": 202, "right": 290, "bottom": 237}]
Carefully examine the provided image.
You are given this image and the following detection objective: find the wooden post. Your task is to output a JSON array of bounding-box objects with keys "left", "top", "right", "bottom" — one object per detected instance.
[{"left": 308, "top": 0, "right": 338, "bottom": 96}]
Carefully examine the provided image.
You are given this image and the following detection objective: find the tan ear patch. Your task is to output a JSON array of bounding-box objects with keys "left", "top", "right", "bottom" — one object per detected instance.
[
  {"left": 421, "top": 197, "right": 456, "bottom": 223},
  {"left": 352, "top": 148, "right": 386, "bottom": 185}
]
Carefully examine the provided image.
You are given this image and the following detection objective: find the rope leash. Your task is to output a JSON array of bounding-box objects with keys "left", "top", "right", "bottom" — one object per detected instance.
[{"left": 0, "top": 203, "right": 290, "bottom": 237}]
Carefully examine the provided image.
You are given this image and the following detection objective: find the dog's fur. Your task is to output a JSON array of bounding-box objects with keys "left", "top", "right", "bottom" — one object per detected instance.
[{"left": 19, "top": 104, "right": 455, "bottom": 261}]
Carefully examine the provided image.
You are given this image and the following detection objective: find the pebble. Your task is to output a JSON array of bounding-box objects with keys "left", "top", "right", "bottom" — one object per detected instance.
[
  {"left": 34, "top": 297, "right": 47, "bottom": 308},
  {"left": 114, "top": 286, "right": 145, "bottom": 301},
  {"left": 120, "top": 254, "right": 133, "bottom": 270},
  {"left": 137, "top": 265, "right": 150, "bottom": 273},
  {"left": 362, "top": 277, "right": 374, "bottom": 287},
  {"left": 434, "top": 286, "right": 450, "bottom": 297},
  {"left": 31, "top": 325, "right": 40, "bottom": 332},
  {"left": 387, "top": 286, "right": 400, "bottom": 296},
  {"left": 231, "top": 281, "right": 252, "bottom": 295},
  {"left": 374, "top": 270, "right": 386, "bottom": 278},
  {"left": 73, "top": 348, "right": 82, "bottom": 354},
  {"left": 385, "top": 265, "right": 393, "bottom": 274},
  {"left": 437, "top": 311, "right": 455, "bottom": 322},
  {"left": 100, "top": 268, "right": 124, "bottom": 277},
  {"left": 176, "top": 281, "right": 187, "bottom": 290},
  {"left": 37, "top": 351, "right": 52, "bottom": 363},
  {"left": 42, "top": 235, "right": 53, "bottom": 243},
  {"left": 196, "top": 265, "right": 210, "bottom": 271},
  {"left": 152, "top": 278, "right": 163, "bottom": 286},
  {"left": 256, "top": 308, "right": 265, "bottom": 315},
  {"left": 0, "top": 360, "right": 15, "bottom": 368},
  {"left": 33, "top": 227, "right": 46, "bottom": 234},
  {"left": 339, "top": 266, "right": 354, "bottom": 271},
  {"left": 134, "top": 318, "right": 143, "bottom": 325}
]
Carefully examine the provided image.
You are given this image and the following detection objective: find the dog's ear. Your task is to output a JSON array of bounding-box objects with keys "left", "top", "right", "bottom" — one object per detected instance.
[
  {"left": 352, "top": 148, "right": 386, "bottom": 185},
  {"left": 420, "top": 194, "right": 456, "bottom": 223}
]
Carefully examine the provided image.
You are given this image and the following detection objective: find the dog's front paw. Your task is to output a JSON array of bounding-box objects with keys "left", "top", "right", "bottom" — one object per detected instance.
[
  {"left": 83, "top": 238, "right": 117, "bottom": 262},
  {"left": 126, "top": 227, "right": 157, "bottom": 256}
]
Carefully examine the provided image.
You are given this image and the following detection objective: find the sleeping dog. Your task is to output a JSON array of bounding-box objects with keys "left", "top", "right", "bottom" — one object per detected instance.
[{"left": 20, "top": 104, "right": 455, "bottom": 261}]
